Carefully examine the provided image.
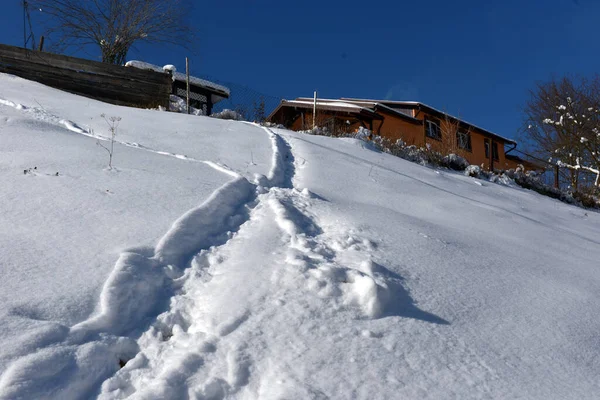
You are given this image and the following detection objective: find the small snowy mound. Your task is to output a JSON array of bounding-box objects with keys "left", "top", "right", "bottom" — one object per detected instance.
[
  {"left": 442, "top": 153, "right": 469, "bottom": 171},
  {"left": 210, "top": 109, "right": 245, "bottom": 121}
]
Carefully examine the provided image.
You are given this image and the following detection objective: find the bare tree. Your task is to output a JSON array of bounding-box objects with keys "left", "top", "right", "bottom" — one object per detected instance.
[
  {"left": 520, "top": 76, "right": 600, "bottom": 189},
  {"left": 440, "top": 113, "right": 470, "bottom": 156},
  {"left": 33, "top": 0, "right": 194, "bottom": 64},
  {"left": 96, "top": 113, "right": 121, "bottom": 169}
]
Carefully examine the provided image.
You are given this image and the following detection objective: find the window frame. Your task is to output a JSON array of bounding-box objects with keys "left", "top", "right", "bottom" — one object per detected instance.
[
  {"left": 492, "top": 141, "right": 499, "bottom": 161},
  {"left": 456, "top": 130, "right": 472, "bottom": 152},
  {"left": 484, "top": 139, "right": 499, "bottom": 161},
  {"left": 425, "top": 118, "right": 442, "bottom": 140}
]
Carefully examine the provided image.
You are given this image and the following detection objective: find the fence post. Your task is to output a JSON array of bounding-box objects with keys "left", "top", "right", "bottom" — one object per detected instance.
[
  {"left": 186, "top": 57, "right": 190, "bottom": 115},
  {"left": 554, "top": 165, "right": 560, "bottom": 189},
  {"left": 38, "top": 36, "right": 44, "bottom": 52}
]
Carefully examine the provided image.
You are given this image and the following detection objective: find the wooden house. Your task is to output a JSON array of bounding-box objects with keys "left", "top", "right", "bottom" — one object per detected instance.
[{"left": 269, "top": 97, "right": 535, "bottom": 171}]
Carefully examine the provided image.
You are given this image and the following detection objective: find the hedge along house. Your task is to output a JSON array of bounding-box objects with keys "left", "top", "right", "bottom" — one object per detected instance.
[
  {"left": 269, "top": 97, "right": 527, "bottom": 171},
  {"left": 125, "top": 61, "right": 230, "bottom": 115}
]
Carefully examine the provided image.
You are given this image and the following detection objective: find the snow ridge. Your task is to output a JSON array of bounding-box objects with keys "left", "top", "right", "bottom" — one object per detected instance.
[
  {"left": 243, "top": 123, "right": 295, "bottom": 189},
  {"left": 0, "top": 97, "right": 240, "bottom": 178}
]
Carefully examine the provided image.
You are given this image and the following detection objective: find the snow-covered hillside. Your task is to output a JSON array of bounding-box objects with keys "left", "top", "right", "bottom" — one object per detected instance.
[{"left": 1, "top": 73, "right": 599, "bottom": 399}]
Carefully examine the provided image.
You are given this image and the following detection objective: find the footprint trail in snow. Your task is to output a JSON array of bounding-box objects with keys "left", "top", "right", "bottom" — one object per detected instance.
[{"left": 0, "top": 124, "right": 429, "bottom": 400}]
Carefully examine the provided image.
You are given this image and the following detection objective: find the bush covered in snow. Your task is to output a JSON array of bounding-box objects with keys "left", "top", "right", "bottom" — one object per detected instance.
[
  {"left": 210, "top": 109, "right": 246, "bottom": 121},
  {"left": 465, "top": 165, "right": 600, "bottom": 208},
  {"left": 464, "top": 165, "right": 482, "bottom": 178},
  {"left": 442, "top": 154, "right": 470, "bottom": 171},
  {"left": 169, "top": 95, "right": 204, "bottom": 116}
]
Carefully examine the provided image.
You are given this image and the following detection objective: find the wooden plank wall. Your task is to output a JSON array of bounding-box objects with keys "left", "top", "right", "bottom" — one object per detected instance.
[{"left": 0, "top": 44, "right": 172, "bottom": 108}]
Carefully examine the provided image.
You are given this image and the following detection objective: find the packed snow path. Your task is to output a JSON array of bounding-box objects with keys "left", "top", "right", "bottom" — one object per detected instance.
[
  {"left": 0, "top": 123, "right": 291, "bottom": 399},
  {"left": 96, "top": 132, "right": 449, "bottom": 400}
]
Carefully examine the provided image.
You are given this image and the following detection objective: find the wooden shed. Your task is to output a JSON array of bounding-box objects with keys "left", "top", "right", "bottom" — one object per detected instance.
[{"left": 126, "top": 61, "right": 230, "bottom": 115}]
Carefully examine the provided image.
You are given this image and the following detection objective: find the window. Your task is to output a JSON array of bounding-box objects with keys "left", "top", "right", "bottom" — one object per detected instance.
[
  {"left": 484, "top": 139, "right": 499, "bottom": 161},
  {"left": 425, "top": 118, "right": 441, "bottom": 140},
  {"left": 456, "top": 131, "right": 472, "bottom": 151},
  {"left": 492, "top": 142, "right": 499, "bottom": 161}
]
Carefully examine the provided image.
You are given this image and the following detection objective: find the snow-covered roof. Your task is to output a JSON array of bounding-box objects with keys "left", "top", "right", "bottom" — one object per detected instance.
[
  {"left": 295, "top": 97, "right": 422, "bottom": 124},
  {"left": 269, "top": 99, "right": 382, "bottom": 120},
  {"left": 125, "top": 60, "right": 230, "bottom": 98},
  {"left": 285, "top": 99, "right": 371, "bottom": 112}
]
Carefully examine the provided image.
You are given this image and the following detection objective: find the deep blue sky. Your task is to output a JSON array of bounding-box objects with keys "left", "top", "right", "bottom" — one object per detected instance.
[{"left": 1, "top": 0, "right": 598, "bottom": 141}]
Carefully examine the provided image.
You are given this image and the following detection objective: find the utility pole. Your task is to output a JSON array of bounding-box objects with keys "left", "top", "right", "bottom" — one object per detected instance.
[
  {"left": 23, "top": 1, "right": 26, "bottom": 48},
  {"left": 186, "top": 57, "right": 190, "bottom": 114}
]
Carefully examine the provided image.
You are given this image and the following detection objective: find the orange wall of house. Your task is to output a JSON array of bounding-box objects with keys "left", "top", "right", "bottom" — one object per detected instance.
[
  {"left": 373, "top": 112, "right": 425, "bottom": 146},
  {"left": 288, "top": 111, "right": 309, "bottom": 131},
  {"left": 280, "top": 106, "right": 511, "bottom": 171},
  {"left": 504, "top": 158, "right": 523, "bottom": 171},
  {"left": 409, "top": 111, "right": 508, "bottom": 170},
  {"left": 288, "top": 111, "right": 366, "bottom": 132},
  {"left": 288, "top": 114, "right": 312, "bottom": 131},
  {"left": 470, "top": 131, "right": 493, "bottom": 168}
]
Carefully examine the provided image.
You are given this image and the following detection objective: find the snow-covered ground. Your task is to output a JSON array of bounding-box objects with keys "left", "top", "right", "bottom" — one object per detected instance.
[{"left": 1, "top": 73, "right": 599, "bottom": 399}]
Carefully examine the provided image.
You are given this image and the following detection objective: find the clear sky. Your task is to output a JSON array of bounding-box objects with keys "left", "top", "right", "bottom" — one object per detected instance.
[{"left": 1, "top": 0, "right": 598, "bottom": 142}]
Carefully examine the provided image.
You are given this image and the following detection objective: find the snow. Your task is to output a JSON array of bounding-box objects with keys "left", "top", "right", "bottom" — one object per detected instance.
[
  {"left": 1, "top": 73, "right": 600, "bottom": 399},
  {"left": 283, "top": 99, "right": 371, "bottom": 112}
]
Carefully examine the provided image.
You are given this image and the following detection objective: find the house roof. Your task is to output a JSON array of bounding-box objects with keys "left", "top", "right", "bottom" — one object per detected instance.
[
  {"left": 267, "top": 99, "right": 383, "bottom": 120},
  {"left": 125, "top": 60, "right": 230, "bottom": 99},
  {"left": 295, "top": 97, "right": 422, "bottom": 125},
  {"left": 340, "top": 98, "right": 517, "bottom": 145}
]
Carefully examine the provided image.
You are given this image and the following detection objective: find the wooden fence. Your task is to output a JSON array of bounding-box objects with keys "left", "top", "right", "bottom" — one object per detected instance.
[{"left": 0, "top": 44, "right": 171, "bottom": 108}]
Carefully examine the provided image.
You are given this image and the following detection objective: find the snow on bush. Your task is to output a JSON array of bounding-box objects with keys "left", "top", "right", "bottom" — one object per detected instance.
[
  {"left": 442, "top": 154, "right": 470, "bottom": 171},
  {"left": 464, "top": 165, "right": 482, "bottom": 177},
  {"left": 169, "top": 95, "right": 204, "bottom": 115},
  {"left": 210, "top": 109, "right": 245, "bottom": 121},
  {"left": 464, "top": 164, "right": 600, "bottom": 208}
]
